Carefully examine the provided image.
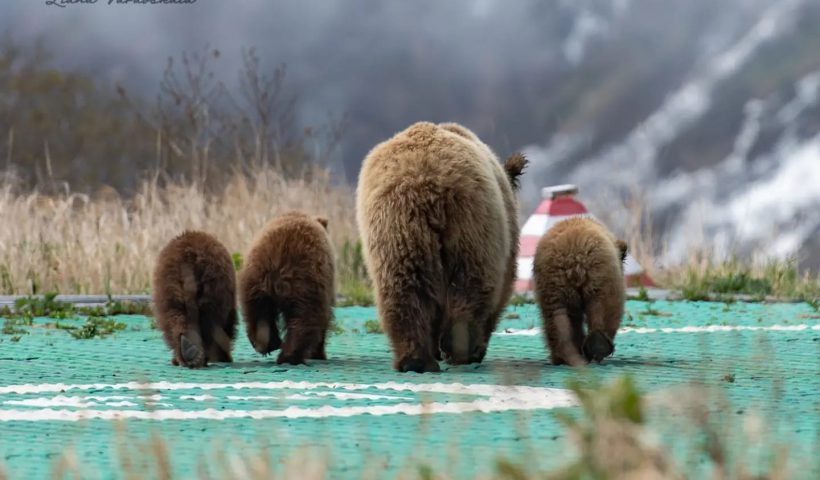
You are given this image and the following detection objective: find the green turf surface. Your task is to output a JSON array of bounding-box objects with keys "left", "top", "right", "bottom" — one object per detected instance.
[{"left": 1, "top": 301, "right": 818, "bottom": 478}]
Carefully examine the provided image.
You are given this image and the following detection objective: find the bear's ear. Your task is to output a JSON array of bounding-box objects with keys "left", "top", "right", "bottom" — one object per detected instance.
[
  {"left": 615, "top": 239, "right": 628, "bottom": 264},
  {"left": 316, "top": 216, "right": 329, "bottom": 230}
]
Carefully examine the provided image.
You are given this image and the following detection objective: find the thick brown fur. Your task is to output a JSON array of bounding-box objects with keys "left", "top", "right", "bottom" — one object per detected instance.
[
  {"left": 532, "top": 217, "right": 627, "bottom": 366},
  {"left": 152, "top": 231, "right": 238, "bottom": 368},
  {"left": 239, "top": 211, "right": 335, "bottom": 365},
  {"left": 356, "top": 121, "right": 527, "bottom": 373}
]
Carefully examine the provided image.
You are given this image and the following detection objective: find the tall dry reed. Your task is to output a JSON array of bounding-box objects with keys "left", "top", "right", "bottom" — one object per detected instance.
[{"left": 0, "top": 167, "right": 356, "bottom": 295}]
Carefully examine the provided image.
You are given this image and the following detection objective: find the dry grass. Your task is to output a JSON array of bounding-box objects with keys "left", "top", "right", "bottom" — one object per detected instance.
[
  {"left": 591, "top": 189, "right": 819, "bottom": 301},
  {"left": 0, "top": 166, "right": 357, "bottom": 295},
  {"left": 587, "top": 188, "right": 660, "bottom": 283},
  {"left": 667, "top": 253, "right": 820, "bottom": 301},
  {"left": 1, "top": 170, "right": 816, "bottom": 301}
]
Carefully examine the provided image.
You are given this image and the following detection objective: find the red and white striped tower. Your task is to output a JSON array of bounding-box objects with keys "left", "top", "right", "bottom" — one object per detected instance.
[{"left": 515, "top": 184, "right": 654, "bottom": 293}]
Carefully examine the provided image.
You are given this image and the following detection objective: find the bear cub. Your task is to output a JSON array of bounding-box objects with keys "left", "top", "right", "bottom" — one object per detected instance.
[
  {"left": 532, "top": 217, "right": 627, "bottom": 366},
  {"left": 239, "top": 211, "right": 335, "bottom": 365},
  {"left": 153, "top": 230, "right": 238, "bottom": 368}
]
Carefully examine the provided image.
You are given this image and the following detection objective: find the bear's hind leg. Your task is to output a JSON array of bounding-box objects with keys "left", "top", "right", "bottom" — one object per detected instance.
[
  {"left": 179, "top": 329, "right": 206, "bottom": 368},
  {"left": 582, "top": 298, "right": 618, "bottom": 363},
  {"left": 308, "top": 304, "right": 332, "bottom": 360},
  {"left": 200, "top": 305, "right": 235, "bottom": 364},
  {"left": 206, "top": 338, "right": 231, "bottom": 363},
  {"left": 440, "top": 290, "right": 491, "bottom": 365},
  {"left": 569, "top": 308, "right": 587, "bottom": 357},
  {"left": 546, "top": 309, "right": 587, "bottom": 366},
  {"left": 278, "top": 302, "right": 330, "bottom": 364},
  {"left": 277, "top": 322, "right": 320, "bottom": 365},
  {"left": 159, "top": 308, "right": 206, "bottom": 368},
  {"left": 381, "top": 291, "right": 441, "bottom": 373},
  {"left": 243, "top": 296, "right": 282, "bottom": 356},
  {"left": 439, "top": 244, "right": 497, "bottom": 365},
  {"left": 308, "top": 333, "right": 327, "bottom": 360}
]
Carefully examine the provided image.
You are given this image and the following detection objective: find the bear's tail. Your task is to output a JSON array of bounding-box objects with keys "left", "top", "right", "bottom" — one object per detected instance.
[
  {"left": 265, "top": 271, "right": 292, "bottom": 299},
  {"left": 503, "top": 153, "right": 528, "bottom": 191}
]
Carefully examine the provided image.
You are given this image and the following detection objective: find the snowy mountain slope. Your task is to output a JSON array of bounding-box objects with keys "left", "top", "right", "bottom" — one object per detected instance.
[{"left": 520, "top": 0, "right": 820, "bottom": 269}]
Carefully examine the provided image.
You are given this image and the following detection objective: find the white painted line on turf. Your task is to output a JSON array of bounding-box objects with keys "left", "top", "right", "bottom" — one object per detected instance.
[
  {"left": 500, "top": 323, "right": 820, "bottom": 336},
  {"left": 179, "top": 395, "right": 214, "bottom": 401},
  {"left": 0, "top": 380, "right": 562, "bottom": 396},
  {"left": 4, "top": 397, "right": 139, "bottom": 408},
  {"left": 0, "top": 381, "right": 576, "bottom": 422}
]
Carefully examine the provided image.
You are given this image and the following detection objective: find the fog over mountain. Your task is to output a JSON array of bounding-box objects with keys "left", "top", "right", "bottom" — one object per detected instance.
[{"left": 2, "top": 0, "right": 819, "bottom": 268}]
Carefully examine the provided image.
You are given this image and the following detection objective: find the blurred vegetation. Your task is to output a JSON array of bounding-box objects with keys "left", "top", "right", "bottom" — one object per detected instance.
[
  {"left": 63, "top": 315, "right": 127, "bottom": 340},
  {"left": 337, "top": 239, "right": 374, "bottom": 307},
  {"left": 508, "top": 293, "right": 534, "bottom": 306},
  {"left": 675, "top": 257, "right": 820, "bottom": 302},
  {"left": 0, "top": 292, "right": 148, "bottom": 341},
  {"left": 0, "top": 37, "right": 342, "bottom": 193},
  {"left": 20, "top": 374, "right": 797, "bottom": 478},
  {"left": 0, "top": 37, "right": 155, "bottom": 191},
  {"left": 363, "top": 319, "right": 383, "bottom": 334}
]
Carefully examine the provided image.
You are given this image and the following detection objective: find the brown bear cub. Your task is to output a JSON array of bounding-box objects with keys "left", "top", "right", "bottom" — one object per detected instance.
[
  {"left": 356, "top": 121, "right": 527, "bottom": 373},
  {"left": 239, "top": 211, "right": 334, "bottom": 365},
  {"left": 153, "top": 231, "right": 238, "bottom": 368},
  {"left": 532, "top": 217, "right": 627, "bottom": 366}
]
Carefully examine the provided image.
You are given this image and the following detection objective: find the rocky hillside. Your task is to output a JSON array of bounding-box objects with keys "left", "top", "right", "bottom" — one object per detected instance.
[{"left": 518, "top": 0, "right": 820, "bottom": 269}]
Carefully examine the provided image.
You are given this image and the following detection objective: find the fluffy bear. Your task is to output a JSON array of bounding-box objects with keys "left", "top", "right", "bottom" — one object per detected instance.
[
  {"left": 532, "top": 217, "right": 628, "bottom": 366},
  {"left": 356, "top": 121, "right": 527, "bottom": 373},
  {"left": 239, "top": 211, "right": 335, "bottom": 365},
  {"left": 152, "top": 230, "right": 238, "bottom": 368}
]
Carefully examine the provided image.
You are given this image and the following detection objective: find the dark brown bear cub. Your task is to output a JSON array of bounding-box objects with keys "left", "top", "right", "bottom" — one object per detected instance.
[
  {"left": 239, "top": 211, "right": 334, "bottom": 365},
  {"left": 532, "top": 217, "right": 627, "bottom": 366},
  {"left": 153, "top": 231, "right": 238, "bottom": 368}
]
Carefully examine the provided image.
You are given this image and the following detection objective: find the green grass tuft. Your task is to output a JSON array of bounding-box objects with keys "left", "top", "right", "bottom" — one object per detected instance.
[
  {"left": 508, "top": 293, "right": 532, "bottom": 307},
  {"left": 337, "top": 283, "right": 374, "bottom": 307},
  {"left": 77, "top": 298, "right": 152, "bottom": 317},
  {"left": 2, "top": 318, "right": 30, "bottom": 336},
  {"left": 66, "top": 316, "right": 127, "bottom": 339},
  {"left": 363, "top": 319, "right": 383, "bottom": 334},
  {"left": 232, "top": 252, "right": 243, "bottom": 271},
  {"left": 628, "top": 286, "right": 651, "bottom": 302},
  {"left": 677, "top": 257, "right": 819, "bottom": 302},
  {"left": 13, "top": 292, "right": 75, "bottom": 319},
  {"left": 337, "top": 239, "right": 374, "bottom": 307},
  {"left": 327, "top": 321, "right": 345, "bottom": 336}
]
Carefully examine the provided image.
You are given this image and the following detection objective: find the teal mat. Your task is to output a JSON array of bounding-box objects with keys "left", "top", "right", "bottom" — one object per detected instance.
[{"left": 1, "top": 301, "right": 818, "bottom": 478}]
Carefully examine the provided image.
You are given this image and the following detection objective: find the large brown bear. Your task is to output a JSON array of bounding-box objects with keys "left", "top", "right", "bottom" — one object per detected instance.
[
  {"left": 239, "top": 211, "right": 335, "bottom": 365},
  {"left": 532, "top": 217, "right": 627, "bottom": 366},
  {"left": 152, "top": 231, "right": 238, "bottom": 368},
  {"left": 356, "top": 121, "right": 527, "bottom": 373}
]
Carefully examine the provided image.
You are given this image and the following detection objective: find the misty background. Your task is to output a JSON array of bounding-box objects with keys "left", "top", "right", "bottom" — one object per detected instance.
[{"left": 1, "top": 0, "right": 819, "bottom": 269}]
